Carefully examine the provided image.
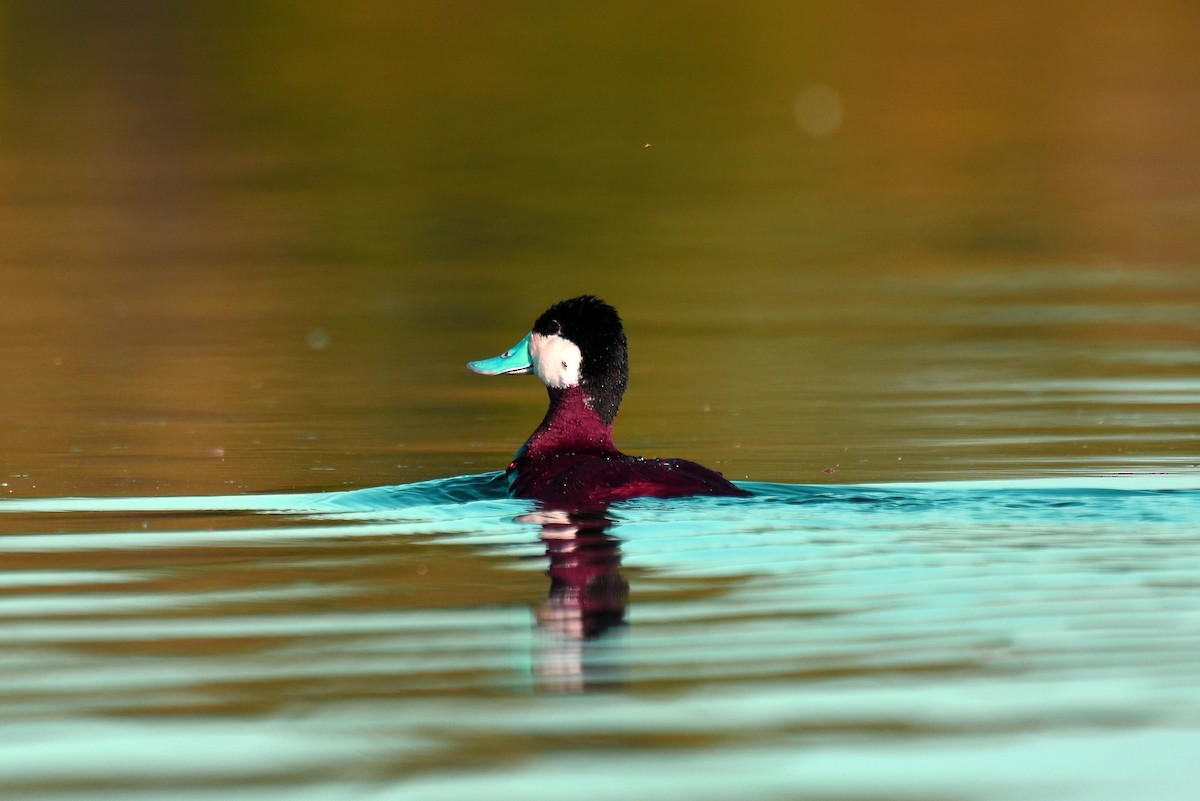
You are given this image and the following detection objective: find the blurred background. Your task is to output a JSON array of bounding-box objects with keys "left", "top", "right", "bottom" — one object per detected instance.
[{"left": 2, "top": 0, "right": 1199, "bottom": 496}]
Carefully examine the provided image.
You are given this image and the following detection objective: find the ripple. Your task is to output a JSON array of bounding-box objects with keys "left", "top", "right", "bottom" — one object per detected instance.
[{"left": 0, "top": 473, "right": 1197, "bottom": 798}]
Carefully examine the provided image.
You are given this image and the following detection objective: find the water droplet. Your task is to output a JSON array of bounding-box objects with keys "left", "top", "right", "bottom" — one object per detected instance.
[
  {"left": 306, "top": 328, "right": 331, "bottom": 350},
  {"left": 793, "top": 84, "right": 844, "bottom": 137}
]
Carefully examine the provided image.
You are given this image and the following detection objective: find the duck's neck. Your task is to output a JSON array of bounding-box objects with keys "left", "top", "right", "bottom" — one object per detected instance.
[{"left": 518, "top": 385, "right": 618, "bottom": 461}]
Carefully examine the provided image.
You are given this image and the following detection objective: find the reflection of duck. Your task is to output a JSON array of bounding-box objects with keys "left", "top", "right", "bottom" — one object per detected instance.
[
  {"left": 520, "top": 509, "right": 628, "bottom": 693},
  {"left": 526, "top": 509, "right": 627, "bottom": 640},
  {"left": 469, "top": 296, "right": 749, "bottom": 508}
]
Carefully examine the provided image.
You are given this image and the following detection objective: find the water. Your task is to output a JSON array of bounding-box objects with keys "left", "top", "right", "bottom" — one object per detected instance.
[
  {"left": 3, "top": 2, "right": 1200, "bottom": 798},
  {"left": 1, "top": 474, "right": 1198, "bottom": 799}
]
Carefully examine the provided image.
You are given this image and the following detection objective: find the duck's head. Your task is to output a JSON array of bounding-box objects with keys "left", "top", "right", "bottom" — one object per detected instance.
[{"left": 468, "top": 295, "right": 628, "bottom": 424}]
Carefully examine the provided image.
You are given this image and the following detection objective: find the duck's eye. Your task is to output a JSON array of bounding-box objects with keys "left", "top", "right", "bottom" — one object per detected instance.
[{"left": 546, "top": 319, "right": 562, "bottom": 336}]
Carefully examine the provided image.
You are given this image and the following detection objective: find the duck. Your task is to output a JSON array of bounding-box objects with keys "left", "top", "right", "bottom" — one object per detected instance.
[{"left": 468, "top": 295, "right": 749, "bottom": 507}]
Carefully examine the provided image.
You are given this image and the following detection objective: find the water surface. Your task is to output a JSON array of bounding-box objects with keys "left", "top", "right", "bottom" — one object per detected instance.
[
  {"left": 2, "top": 2, "right": 1200, "bottom": 799},
  {"left": 1, "top": 473, "right": 1198, "bottom": 799}
]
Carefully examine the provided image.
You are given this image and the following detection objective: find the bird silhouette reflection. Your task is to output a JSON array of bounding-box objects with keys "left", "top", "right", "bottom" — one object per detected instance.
[{"left": 518, "top": 507, "right": 629, "bottom": 692}]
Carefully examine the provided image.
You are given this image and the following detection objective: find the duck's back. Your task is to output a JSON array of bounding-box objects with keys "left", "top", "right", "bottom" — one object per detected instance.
[{"left": 509, "top": 451, "right": 748, "bottom": 507}]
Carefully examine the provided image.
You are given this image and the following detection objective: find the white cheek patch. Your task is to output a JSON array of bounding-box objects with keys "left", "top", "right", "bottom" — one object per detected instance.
[{"left": 529, "top": 333, "right": 582, "bottom": 389}]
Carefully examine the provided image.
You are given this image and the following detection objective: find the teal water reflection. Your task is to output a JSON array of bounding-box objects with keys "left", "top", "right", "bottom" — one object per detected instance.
[{"left": 1, "top": 475, "right": 1198, "bottom": 798}]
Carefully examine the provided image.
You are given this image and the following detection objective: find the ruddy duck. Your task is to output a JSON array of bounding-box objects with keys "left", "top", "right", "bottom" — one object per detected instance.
[{"left": 469, "top": 295, "right": 748, "bottom": 507}]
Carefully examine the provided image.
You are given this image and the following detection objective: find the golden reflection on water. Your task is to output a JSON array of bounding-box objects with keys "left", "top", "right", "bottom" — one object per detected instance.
[{"left": 1, "top": 2, "right": 1198, "bottom": 498}]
